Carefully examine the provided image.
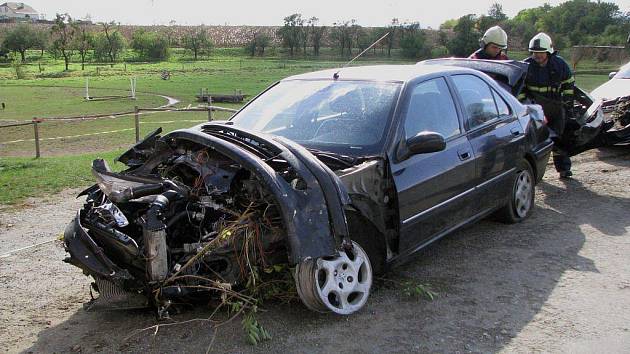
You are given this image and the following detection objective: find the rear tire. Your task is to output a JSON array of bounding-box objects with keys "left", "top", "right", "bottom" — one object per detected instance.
[{"left": 496, "top": 160, "right": 535, "bottom": 224}]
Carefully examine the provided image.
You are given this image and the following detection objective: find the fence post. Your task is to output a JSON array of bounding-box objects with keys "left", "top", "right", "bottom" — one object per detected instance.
[
  {"left": 134, "top": 106, "right": 140, "bottom": 142},
  {"left": 207, "top": 97, "right": 213, "bottom": 122},
  {"left": 32, "top": 118, "right": 41, "bottom": 159}
]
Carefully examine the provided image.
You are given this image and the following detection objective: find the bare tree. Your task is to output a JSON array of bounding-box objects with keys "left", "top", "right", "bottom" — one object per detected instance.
[
  {"left": 51, "top": 13, "right": 76, "bottom": 71},
  {"left": 300, "top": 18, "right": 310, "bottom": 54},
  {"left": 308, "top": 17, "right": 325, "bottom": 56},
  {"left": 72, "top": 23, "right": 93, "bottom": 70},
  {"left": 387, "top": 18, "right": 400, "bottom": 57},
  {"left": 183, "top": 27, "right": 213, "bottom": 60},
  {"left": 33, "top": 28, "right": 49, "bottom": 58},
  {"left": 331, "top": 20, "right": 351, "bottom": 56},
  {"left": 100, "top": 21, "right": 125, "bottom": 66},
  {"left": 165, "top": 20, "right": 179, "bottom": 47},
  {"left": 245, "top": 32, "right": 271, "bottom": 57}
]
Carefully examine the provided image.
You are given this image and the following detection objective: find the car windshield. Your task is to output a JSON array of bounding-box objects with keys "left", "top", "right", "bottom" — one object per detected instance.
[{"left": 230, "top": 80, "right": 401, "bottom": 156}]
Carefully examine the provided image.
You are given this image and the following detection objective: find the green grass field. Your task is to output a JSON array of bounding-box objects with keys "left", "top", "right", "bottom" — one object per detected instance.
[
  {"left": 0, "top": 48, "right": 621, "bottom": 205},
  {"left": 0, "top": 110, "right": 233, "bottom": 157},
  {"left": 0, "top": 150, "right": 125, "bottom": 205},
  {"left": 0, "top": 86, "right": 165, "bottom": 120}
]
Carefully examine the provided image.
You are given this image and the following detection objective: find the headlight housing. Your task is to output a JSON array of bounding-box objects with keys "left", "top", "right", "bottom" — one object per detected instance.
[{"left": 91, "top": 159, "right": 152, "bottom": 199}]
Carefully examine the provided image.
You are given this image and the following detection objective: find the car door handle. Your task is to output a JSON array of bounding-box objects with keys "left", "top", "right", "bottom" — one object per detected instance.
[
  {"left": 510, "top": 128, "right": 522, "bottom": 136},
  {"left": 457, "top": 149, "right": 471, "bottom": 161}
]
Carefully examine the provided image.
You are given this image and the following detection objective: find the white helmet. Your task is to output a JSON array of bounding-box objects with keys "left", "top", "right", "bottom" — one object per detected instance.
[
  {"left": 529, "top": 32, "right": 554, "bottom": 54},
  {"left": 481, "top": 26, "right": 508, "bottom": 49}
]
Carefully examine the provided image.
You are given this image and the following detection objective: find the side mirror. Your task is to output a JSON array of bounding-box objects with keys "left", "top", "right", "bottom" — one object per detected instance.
[
  {"left": 407, "top": 131, "right": 446, "bottom": 156},
  {"left": 609, "top": 72, "right": 617, "bottom": 80}
]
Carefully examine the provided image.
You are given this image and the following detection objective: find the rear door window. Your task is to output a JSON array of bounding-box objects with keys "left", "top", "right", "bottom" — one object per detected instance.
[
  {"left": 492, "top": 89, "right": 512, "bottom": 117},
  {"left": 452, "top": 74, "right": 500, "bottom": 129}
]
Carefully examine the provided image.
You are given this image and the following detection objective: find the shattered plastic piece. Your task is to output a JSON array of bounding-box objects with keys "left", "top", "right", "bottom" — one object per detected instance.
[{"left": 94, "top": 202, "right": 129, "bottom": 227}]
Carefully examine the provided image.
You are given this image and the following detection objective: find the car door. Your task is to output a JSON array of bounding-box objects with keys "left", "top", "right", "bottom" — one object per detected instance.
[
  {"left": 390, "top": 77, "right": 478, "bottom": 253},
  {"left": 450, "top": 74, "right": 525, "bottom": 211}
]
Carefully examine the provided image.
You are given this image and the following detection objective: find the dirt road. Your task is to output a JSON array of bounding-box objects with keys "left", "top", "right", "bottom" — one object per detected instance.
[{"left": 1, "top": 147, "right": 629, "bottom": 353}]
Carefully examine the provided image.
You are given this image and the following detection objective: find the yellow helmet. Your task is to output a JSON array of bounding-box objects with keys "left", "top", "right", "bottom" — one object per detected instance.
[
  {"left": 481, "top": 26, "right": 508, "bottom": 49},
  {"left": 529, "top": 33, "right": 554, "bottom": 54}
]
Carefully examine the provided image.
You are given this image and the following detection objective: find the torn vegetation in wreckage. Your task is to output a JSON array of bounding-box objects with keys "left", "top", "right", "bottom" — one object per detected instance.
[{"left": 64, "top": 123, "right": 377, "bottom": 317}]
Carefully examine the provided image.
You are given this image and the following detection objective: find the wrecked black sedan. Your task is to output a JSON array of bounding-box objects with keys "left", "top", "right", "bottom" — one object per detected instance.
[{"left": 64, "top": 64, "right": 552, "bottom": 316}]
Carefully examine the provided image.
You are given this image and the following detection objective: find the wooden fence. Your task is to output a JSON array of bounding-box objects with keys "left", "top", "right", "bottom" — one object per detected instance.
[{"left": 0, "top": 105, "right": 238, "bottom": 158}]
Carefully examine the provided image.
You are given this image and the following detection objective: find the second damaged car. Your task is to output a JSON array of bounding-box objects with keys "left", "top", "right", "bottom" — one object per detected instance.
[{"left": 64, "top": 64, "right": 552, "bottom": 315}]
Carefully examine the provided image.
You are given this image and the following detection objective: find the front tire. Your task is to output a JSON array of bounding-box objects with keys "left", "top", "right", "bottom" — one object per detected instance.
[
  {"left": 295, "top": 241, "right": 373, "bottom": 315},
  {"left": 497, "top": 160, "right": 535, "bottom": 223}
]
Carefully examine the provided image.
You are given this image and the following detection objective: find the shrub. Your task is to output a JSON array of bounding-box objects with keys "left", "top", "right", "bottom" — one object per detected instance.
[
  {"left": 11, "top": 58, "right": 26, "bottom": 79},
  {"left": 93, "top": 31, "right": 126, "bottom": 63},
  {"left": 131, "top": 30, "right": 170, "bottom": 61},
  {"left": 431, "top": 46, "right": 449, "bottom": 58}
]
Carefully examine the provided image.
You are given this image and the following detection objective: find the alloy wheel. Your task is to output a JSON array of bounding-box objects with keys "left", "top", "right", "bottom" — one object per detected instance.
[
  {"left": 295, "top": 241, "right": 372, "bottom": 315},
  {"left": 514, "top": 169, "right": 533, "bottom": 218}
]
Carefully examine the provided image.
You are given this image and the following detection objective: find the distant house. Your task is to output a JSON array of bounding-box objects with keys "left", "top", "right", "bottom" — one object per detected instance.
[{"left": 0, "top": 2, "right": 42, "bottom": 20}]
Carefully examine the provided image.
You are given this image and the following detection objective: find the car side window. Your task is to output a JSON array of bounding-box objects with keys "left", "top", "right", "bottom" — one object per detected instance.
[
  {"left": 452, "top": 74, "right": 499, "bottom": 129},
  {"left": 404, "top": 77, "right": 460, "bottom": 140},
  {"left": 492, "top": 89, "right": 511, "bottom": 117}
]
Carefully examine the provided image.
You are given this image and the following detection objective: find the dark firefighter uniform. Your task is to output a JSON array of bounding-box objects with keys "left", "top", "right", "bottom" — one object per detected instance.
[
  {"left": 468, "top": 48, "right": 509, "bottom": 60},
  {"left": 519, "top": 54, "right": 575, "bottom": 175}
]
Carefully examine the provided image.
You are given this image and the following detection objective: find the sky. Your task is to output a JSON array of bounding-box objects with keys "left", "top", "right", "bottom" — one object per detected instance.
[{"left": 25, "top": 0, "right": 630, "bottom": 29}]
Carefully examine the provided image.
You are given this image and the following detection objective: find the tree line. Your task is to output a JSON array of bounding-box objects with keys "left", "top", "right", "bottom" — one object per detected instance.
[
  {"left": 0, "top": 14, "right": 215, "bottom": 69},
  {"left": 442, "top": 0, "right": 630, "bottom": 57},
  {"left": 247, "top": 0, "right": 630, "bottom": 60},
  {"left": 271, "top": 15, "right": 432, "bottom": 59}
]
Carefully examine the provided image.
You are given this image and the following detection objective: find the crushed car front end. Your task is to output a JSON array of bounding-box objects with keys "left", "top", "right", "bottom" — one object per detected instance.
[{"left": 63, "top": 123, "right": 359, "bottom": 312}]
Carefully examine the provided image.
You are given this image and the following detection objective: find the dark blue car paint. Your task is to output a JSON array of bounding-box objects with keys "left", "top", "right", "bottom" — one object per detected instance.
[{"left": 385, "top": 68, "right": 551, "bottom": 264}]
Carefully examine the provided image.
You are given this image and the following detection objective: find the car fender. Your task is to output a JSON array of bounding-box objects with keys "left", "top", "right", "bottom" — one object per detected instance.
[{"left": 163, "top": 124, "right": 351, "bottom": 264}]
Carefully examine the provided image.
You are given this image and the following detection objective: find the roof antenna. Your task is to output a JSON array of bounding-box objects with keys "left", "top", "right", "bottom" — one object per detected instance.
[{"left": 333, "top": 32, "right": 390, "bottom": 80}]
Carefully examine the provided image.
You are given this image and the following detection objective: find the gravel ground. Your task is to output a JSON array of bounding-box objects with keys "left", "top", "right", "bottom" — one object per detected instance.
[{"left": 1, "top": 147, "right": 629, "bottom": 354}]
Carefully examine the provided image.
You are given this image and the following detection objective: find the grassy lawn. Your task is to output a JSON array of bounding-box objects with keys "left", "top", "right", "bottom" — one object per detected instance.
[
  {"left": 574, "top": 74, "right": 609, "bottom": 92},
  {"left": 0, "top": 86, "right": 165, "bottom": 121},
  {"left": 0, "top": 51, "right": 393, "bottom": 134},
  {"left": 0, "top": 110, "right": 233, "bottom": 157},
  {"left": 0, "top": 50, "right": 414, "bottom": 160},
  {"left": 0, "top": 150, "right": 123, "bottom": 205}
]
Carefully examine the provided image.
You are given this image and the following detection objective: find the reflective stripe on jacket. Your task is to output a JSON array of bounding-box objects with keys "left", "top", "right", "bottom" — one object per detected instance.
[{"left": 520, "top": 54, "right": 574, "bottom": 106}]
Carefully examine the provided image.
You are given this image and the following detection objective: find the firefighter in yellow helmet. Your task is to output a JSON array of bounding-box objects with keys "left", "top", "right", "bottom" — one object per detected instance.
[
  {"left": 469, "top": 26, "right": 509, "bottom": 60},
  {"left": 519, "top": 33, "right": 575, "bottom": 178}
]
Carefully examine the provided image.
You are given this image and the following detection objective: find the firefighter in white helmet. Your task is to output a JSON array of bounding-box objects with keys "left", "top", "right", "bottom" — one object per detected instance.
[
  {"left": 519, "top": 32, "right": 575, "bottom": 178},
  {"left": 469, "top": 26, "right": 509, "bottom": 60}
]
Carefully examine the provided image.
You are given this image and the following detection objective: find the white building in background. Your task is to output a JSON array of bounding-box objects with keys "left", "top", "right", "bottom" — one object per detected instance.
[{"left": 0, "top": 2, "right": 43, "bottom": 20}]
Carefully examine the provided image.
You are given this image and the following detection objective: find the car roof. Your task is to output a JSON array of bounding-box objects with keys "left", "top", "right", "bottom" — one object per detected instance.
[{"left": 282, "top": 64, "right": 469, "bottom": 83}]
